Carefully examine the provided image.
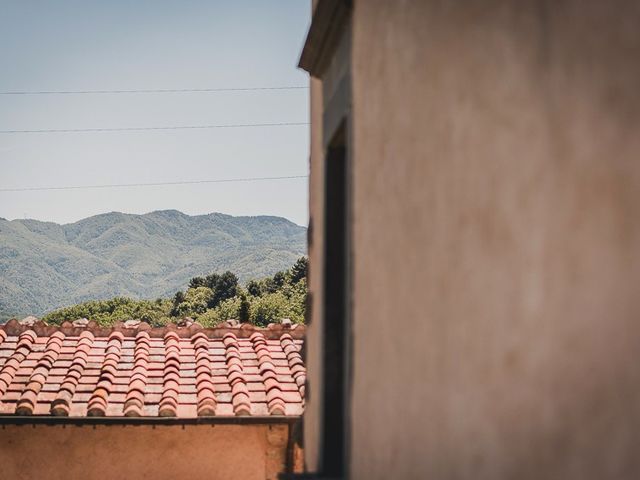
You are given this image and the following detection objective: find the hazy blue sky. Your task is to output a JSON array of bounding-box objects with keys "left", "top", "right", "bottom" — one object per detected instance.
[{"left": 0, "top": 1, "right": 311, "bottom": 225}]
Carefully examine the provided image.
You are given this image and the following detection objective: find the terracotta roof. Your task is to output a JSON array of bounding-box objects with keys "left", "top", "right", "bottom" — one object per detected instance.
[{"left": 0, "top": 319, "right": 306, "bottom": 419}]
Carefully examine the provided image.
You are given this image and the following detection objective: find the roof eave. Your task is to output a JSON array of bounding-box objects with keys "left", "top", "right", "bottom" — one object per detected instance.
[
  {"left": 298, "top": 0, "right": 352, "bottom": 77},
  {"left": 0, "top": 415, "right": 301, "bottom": 426}
]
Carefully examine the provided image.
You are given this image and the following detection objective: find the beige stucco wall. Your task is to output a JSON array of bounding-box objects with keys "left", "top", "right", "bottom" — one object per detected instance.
[
  {"left": 0, "top": 423, "right": 290, "bottom": 480},
  {"left": 304, "top": 74, "right": 324, "bottom": 473},
  {"left": 346, "top": 0, "right": 640, "bottom": 479}
]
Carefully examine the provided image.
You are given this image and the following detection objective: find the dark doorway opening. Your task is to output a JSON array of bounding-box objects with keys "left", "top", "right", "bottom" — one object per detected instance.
[{"left": 321, "top": 122, "right": 349, "bottom": 478}]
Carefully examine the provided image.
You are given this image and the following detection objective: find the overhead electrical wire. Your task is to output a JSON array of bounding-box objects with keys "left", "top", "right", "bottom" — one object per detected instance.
[
  {"left": 0, "top": 175, "right": 309, "bottom": 193},
  {"left": 0, "top": 86, "right": 308, "bottom": 95},
  {"left": 0, "top": 87, "right": 310, "bottom": 192},
  {"left": 0, "top": 121, "right": 309, "bottom": 134}
]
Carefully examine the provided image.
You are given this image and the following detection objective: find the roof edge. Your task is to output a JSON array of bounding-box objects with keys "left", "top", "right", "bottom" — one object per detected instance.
[
  {"left": 0, "top": 319, "right": 306, "bottom": 340},
  {"left": 298, "top": 0, "right": 352, "bottom": 77},
  {"left": 0, "top": 415, "right": 301, "bottom": 426}
]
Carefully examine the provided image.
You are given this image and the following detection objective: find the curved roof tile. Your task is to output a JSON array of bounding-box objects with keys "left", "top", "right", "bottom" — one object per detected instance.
[{"left": 0, "top": 321, "right": 305, "bottom": 419}]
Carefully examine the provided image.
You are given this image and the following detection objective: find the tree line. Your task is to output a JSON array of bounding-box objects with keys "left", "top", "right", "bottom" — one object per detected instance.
[{"left": 42, "top": 257, "right": 308, "bottom": 327}]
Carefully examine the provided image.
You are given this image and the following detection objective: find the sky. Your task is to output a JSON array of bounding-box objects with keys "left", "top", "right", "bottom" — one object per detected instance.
[{"left": 0, "top": 1, "right": 311, "bottom": 226}]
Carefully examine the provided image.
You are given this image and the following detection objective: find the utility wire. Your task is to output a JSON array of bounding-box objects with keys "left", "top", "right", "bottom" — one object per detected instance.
[
  {"left": 0, "top": 86, "right": 308, "bottom": 95},
  {"left": 0, "top": 121, "right": 309, "bottom": 134},
  {"left": 0, "top": 175, "right": 309, "bottom": 193}
]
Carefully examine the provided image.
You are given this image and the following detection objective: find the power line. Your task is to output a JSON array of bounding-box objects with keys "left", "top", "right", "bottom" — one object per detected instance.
[
  {"left": 0, "top": 175, "right": 309, "bottom": 193},
  {"left": 0, "top": 121, "right": 309, "bottom": 134},
  {"left": 0, "top": 86, "right": 309, "bottom": 95}
]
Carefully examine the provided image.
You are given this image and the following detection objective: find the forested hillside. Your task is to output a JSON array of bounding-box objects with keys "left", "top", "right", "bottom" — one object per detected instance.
[{"left": 0, "top": 210, "right": 306, "bottom": 321}]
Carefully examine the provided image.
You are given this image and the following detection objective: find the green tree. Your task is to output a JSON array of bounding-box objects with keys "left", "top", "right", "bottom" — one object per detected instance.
[
  {"left": 250, "top": 291, "right": 298, "bottom": 326},
  {"left": 238, "top": 293, "right": 251, "bottom": 323},
  {"left": 42, "top": 258, "right": 307, "bottom": 329},
  {"left": 246, "top": 280, "right": 262, "bottom": 297},
  {"left": 289, "top": 256, "right": 308, "bottom": 284},
  {"left": 189, "top": 276, "right": 206, "bottom": 289},
  {"left": 273, "top": 271, "right": 287, "bottom": 289},
  {"left": 203, "top": 273, "right": 220, "bottom": 290},
  {"left": 197, "top": 296, "right": 240, "bottom": 327},
  {"left": 170, "top": 291, "right": 185, "bottom": 317},
  {"left": 207, "top": 271, "right": 239, "bottom": 308},
  {"left": 176, "top": 287, "right": 213, "bottom": 317},
  {"left": 43, "top": 297, "right": 173, "bottom": 327},
  {"left": 263, "top": 270, "right": 286, "bottom": 294}
]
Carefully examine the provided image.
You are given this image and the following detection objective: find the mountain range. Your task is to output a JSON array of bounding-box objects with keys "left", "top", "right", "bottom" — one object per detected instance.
[{"left": 0, "top": 210, "right": 306, "bottom": 321}]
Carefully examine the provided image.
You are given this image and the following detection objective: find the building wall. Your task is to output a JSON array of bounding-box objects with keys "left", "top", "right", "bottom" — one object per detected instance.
[
  {"left": 304, "top": 74, "right": 325, "bottom": 473},
  {"left": 0, "top": 423, "right": 291, "bottom": 480},
  {"left": 344, "top": 0, "right": 640, "bottom": 479}
]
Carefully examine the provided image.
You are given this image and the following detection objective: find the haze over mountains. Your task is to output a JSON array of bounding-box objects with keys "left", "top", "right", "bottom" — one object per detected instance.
[{"left": 0, "top": 210, "right": 306, "bottom": 321}]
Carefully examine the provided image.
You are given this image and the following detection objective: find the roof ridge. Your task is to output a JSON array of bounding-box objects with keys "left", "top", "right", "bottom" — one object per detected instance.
[{"left": 0, "top": 318, "right": 306, "bottom": 340}]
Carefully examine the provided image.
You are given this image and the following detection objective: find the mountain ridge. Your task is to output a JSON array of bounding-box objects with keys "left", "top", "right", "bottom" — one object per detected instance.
[{"left": 0, "top": 210, "right": 306, "bottom": 320}]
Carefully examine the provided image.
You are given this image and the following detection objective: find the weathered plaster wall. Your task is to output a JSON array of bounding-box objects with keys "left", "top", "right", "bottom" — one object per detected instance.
[
  {"left": 0, "top": 423, "right": 290, "bottom": 480},
  {"left": 348, "top": 0, "right": 640, "bottom": 479},
  {"left": 304, "top": 74, "right": 325, "bottom": 473}
]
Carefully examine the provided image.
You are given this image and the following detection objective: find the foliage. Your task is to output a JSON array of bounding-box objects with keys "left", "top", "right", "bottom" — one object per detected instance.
[
  {"left": 170, "top": 291, "right": 185, "bottom": 317},
  {"left": 196, "top": 296, "right": 241, "bottom": 327},
  {"left": 238, "top": 293, "right": 251, "bottom": 323},
  {"left": 40, "top": 256, "right": 309, "bottom": 328},
  {"left": 189, "top": 271, "right": 239, "bottom": 308},
  {"left": 209, "top": 272, "right": 240, "bottom": 308},
  {"left": 246, "top": 280, "right": 262, "bottom": 297},
  {"left": 246, "top": 272, "right": 307, "bottom": 326},
  {"left": 289, "top": 256, "right": 308, "bottom": 284},
  {"left": 42, "top": 297, "right": 172, "bottom": 327},
  {"left": 250, "top": 291, "right": 303, "bottom": 326},
  {"left": 174, "top": 287, "right": 213, "bottom": 317}
]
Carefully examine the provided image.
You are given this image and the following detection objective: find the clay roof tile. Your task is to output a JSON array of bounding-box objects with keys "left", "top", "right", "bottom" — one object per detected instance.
[
  {"left": 164, "top": 331, "right": 180, "bottom": 341},
  {"left": 124, "top": 404, "right": 144, "bottom": 417},
  {"left": 0, "top": 323, "right": 305, "bottom": 419}
]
